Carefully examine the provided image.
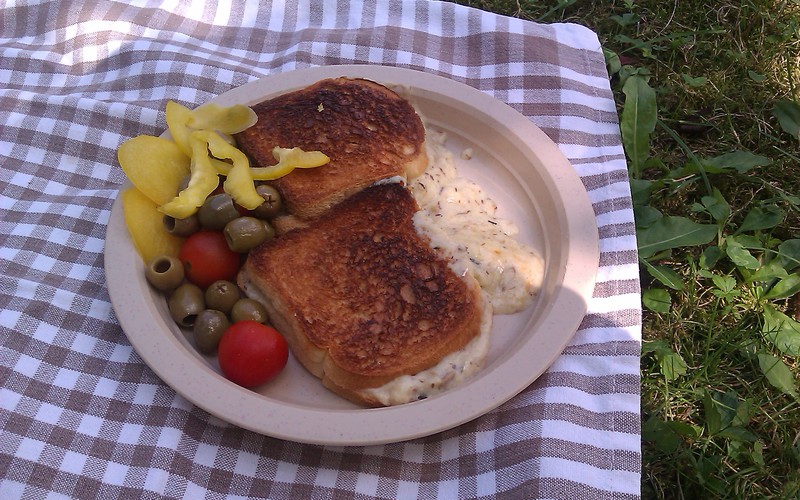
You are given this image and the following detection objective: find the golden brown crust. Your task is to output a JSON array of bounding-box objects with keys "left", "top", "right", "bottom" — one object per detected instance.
[
  {"left": 235, "top": 78, "right": 428, "bottom": 219},
  {"left": 237, "top": 183, "right": 483, "bottom": 405}
]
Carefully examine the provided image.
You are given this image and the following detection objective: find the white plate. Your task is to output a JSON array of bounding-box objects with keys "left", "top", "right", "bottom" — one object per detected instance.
[{"left": 105, "top": 65, "right": 599, "bottom": 445}]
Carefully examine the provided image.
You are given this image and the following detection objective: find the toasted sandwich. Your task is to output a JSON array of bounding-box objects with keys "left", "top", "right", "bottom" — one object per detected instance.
[
  {"left": 237, "top": 182, "right": 487, "bottom": 406},
  {"left": 235, "top": 77, "right": 428, "bottom": 220}
]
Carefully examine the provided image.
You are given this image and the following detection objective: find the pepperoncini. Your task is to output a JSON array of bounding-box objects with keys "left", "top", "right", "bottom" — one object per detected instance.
[
  {"left": 165, "top": 101, "right": 257, "bottom": 157},
  {"left": 250, "top": 147, "right": 331, "bottom": 180},
  {"left": 117, "top": 135, "right": 190, "bottom": 206},
  {"left": 189, "top": 103, "right": 258, "bottom": 134},
  {"left": 159, "top": 135, "right": 222, "bottom": 219},
  {"left": 125, "top": 100, "right": 329, "bottom": 222},
  {"left": 194, "top": 130, "right": 263, "bottom": 210},
  {"left": 165, "top": 100, "right": 194, "bottom": 157}
]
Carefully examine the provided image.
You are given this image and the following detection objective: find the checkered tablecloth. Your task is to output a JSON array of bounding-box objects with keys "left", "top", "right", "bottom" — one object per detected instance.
[{"left": 0, "top": 1, "right": 641, "bottom": 498}]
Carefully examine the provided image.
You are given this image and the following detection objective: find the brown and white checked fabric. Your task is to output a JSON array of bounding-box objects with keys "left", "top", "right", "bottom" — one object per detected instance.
[{"left": 0, "top": 1, "right": 642, "bottom": 498}]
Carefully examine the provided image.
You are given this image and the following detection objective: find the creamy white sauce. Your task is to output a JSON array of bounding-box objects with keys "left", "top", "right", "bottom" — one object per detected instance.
[
  {"left": 361, "top": 293, "right": 493, "bottom": 406},
  {"left": 409, "top": 129, "right": 544, "bottom": 314},
  {"left": 360, "top": 128, "right": 545, "bottom": 406}
]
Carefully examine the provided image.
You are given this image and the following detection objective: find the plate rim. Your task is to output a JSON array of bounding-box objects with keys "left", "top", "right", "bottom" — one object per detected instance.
[{"left": 105, "top": 64, "right": 599, "bottom": 446}]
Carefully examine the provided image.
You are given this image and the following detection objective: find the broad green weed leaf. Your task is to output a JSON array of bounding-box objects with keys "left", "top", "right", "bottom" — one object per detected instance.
[
  {"left": 700, "top": 245, "right": 724, "bottom": 270},
  {"left": 733, "top": 233, "right": 765, "bottom": 249},
  {"left": 611, "top": 13, "right": 640, "bottom": 27},
  {"left": 752, "top": 440, "right": 766, "bottom": 465},
  {"left": 764, "top": 274, "right": 800, "bottom": 300},
  {"left": 703, "top": 393, "right": 722, "bottom": 436},
  {"left": 732, "top": 397, "right": 753, "bottom": 427},
  {"left": 641, "top": 339, "right": 666, "bottom": 354},
  {"left": 705, "top": 390, "right": 751, "bottom": 439},
  {"left": 711, "top": 273, "right": 741, "bottom": 299},
  {"left": 711, "top": 274, "right": 737, "bottom": 293},
  {"left": 773, "top": 99, "right": 800, "bottom": 141},
  {"left": 719, "top": 426, "right": 758, "bottom": 443},
  {"left": 703, "top": 151, "right": 771, "bottom": 174},
  {"left": 642, "top": 418, "right": 699, "bottom": 453},
  {"left": 637, "top": 216, "right": 717, "bottom": 259},
  {"left": 642, "top": 418, "right": 681, "bottom": 453},
  {"left": 698, "top": 269, "right": 715, "bottom": 279},
  {"left": 777, "top": 239, "right": 800, "bottom": 272},
  {"left": 704, "top": 391, "right": 727, "bottom": 436},
  {"left": 667, "top": 420, "right": 701, "bottom": 439},
  {"left": 621, "top": 74, "right": 657, "bottom": 177},
  {"left": 643, "top": 288, "right": 671, "bottom": 313},
  {"left": 749, "top": 260, "right": 789, "bottom": 283},
  {"left": 671, "top": 151, "right": 770, "bottom": 178},
  {"left": 642, "top": 339, "right": 688, "bottom": 380},
  {"left": 762, "top": 304, "right": 800, "bottom": 355},
  {"left": 725, "top": 237, "right": 761, "bottom": 270},
  {"left": 659, "top": 349, "right": 688, "bottom": 381},
  {"left": 614, "top": 34, "right": 657, "bottom": 60},
  {"left": 603, "top": 47, "right": 621, "bottom": 76},
  {"left": 696, "top": 455, "right": 725, "bottom": 494},
  {"left": 737, "top": 204, "right": 784, "bottom": 233},
  {"left": 682, "top": 74, "right": 708, "bottom": 87},
  {"left": 751, "top": 440, "right": 765, "bottom": 467},
  {"left": 699, "top": 188, "right": 731, "bottom": 223},
  {"left": 633, "top": 205, "right": 662, "bottom": 229},
  {"left": 629, "top": 178, "right": 655, "bottom": 207},
  {"left": 642, "top": 261, "right": 684, "bottom": 290},
  {"left": 757, "top": 353, "right": 799, "bottom": 398}
]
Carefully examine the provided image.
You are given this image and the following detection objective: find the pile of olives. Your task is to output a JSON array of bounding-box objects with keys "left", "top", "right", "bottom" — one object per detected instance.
[
  {"left": 165, "top": 183, "right": 283, "bottom": 252},
  {"left": 166, "top": 278, "right": 268, "bottom": 354},
  {"left": 144, "top": 181, "right": 284, "bottom": 354}
]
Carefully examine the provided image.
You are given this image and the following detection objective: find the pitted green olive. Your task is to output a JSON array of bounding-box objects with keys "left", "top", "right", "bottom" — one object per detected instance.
[
  {"left": 231, "top": 298, "right": 269, "bottom": 324},
  {"left": 198, "top": 193, "right": 240, "bottom": 230},
  {"left": 145, "top": 255, "right": 184, "bottom": 291},
  {"left": 163, "top": 213, "right": 200, "bottom": 237},
  {"left": 252, "top": 184, "right": 282, "bottom": 219},
  {"left": 204, "top": 280, "right": 242, "bottom": 314},
  {"left": 224, "top": 216, "right": 269, "bottom": 252},
  {"left": 193, "top": 309, "right": 230, "bottom": 353},
  {"left": 168, "top": 283, "right": 205, "bottom": 327},
  {"left": 262, "top": 220, "right": 276, "bottom": 241}
]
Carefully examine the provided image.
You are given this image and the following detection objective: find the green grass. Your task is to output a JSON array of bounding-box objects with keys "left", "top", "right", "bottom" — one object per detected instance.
[{"left": 451, "top": 0, "right": 800, "bottom": 497}]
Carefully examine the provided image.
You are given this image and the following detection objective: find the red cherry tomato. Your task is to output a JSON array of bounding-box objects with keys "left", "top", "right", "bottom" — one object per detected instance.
[
  {"left": 218, "top": 321, "right": 289, "bottom": 387},
  {"left": 178, "top": 230, "right": 240, "bottom": 288}
]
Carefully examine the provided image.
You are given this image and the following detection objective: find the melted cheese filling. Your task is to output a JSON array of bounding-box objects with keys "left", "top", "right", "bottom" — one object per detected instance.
[
  {"left": 410, "top": 129, "right": 544, "bottom": 314},
  {"left": 359, "top": 129, "right": 544, "bottom": 405},
  {"left": 361, "top": 293, "right": 493, "bottom": 406}
]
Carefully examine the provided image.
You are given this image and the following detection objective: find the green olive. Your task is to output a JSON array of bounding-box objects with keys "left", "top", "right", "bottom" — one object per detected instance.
[
  {"left": 231, "top": 298, "right": 269, "bottom": 324},
  {"left": 252, "top": 184, "right": 283, "bottom": 219},
  {"left": 262, "top": 219, "right": 276, "bottom": 241},
  {"left": 145, "top": 255, "right": 184, "bottom": 291},
  {"left": 168, "top": 283, "right": 205, "bottom": 327},
  {"left": 163, "top": 213, "right": 200, "bottom": 237},
  {"left": 198, "top": 193, "right": 240, "bottom": 230},
  {"left": 224, "top": 216, "right": 269, "bottom": 253},
  {"left": 204, "top": 280, "right": 241, "bottom": 314},
  {"left": 193, "top": 309, "right": 230, "bottom": 353}
]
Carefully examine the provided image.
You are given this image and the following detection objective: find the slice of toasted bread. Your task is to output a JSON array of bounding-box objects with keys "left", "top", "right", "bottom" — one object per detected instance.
[
  {"left": 237, "top": 182, "right": 484, "bottom": 406},
  {"left": 235, "top": 77, "right": 428, "bottom": 220}
]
